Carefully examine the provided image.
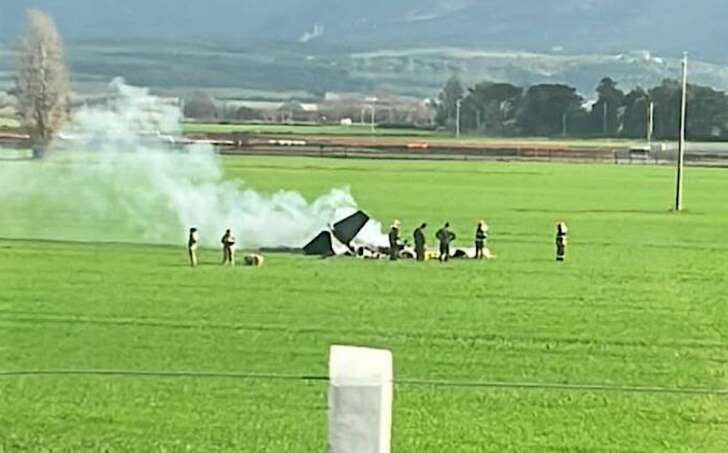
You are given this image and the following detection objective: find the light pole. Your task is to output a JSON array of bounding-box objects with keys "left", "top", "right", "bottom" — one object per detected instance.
[
  {"left": 675, "top": 53, "right": 688, "bottom": 211},
  {"left": 366, "top": 97, "right": 378, "bottom": 134},
  {"left": 371, "top": 103, "right": 376, "bottom": 133},
  {"left": 455, "top": 98, "right": 462, "bottom": 138},
  {"left": 647, "top": 100, "right": 655, "bottom": 145}
]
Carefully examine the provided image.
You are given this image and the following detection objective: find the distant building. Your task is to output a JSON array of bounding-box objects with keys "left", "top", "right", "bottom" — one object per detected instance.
[{"left": 277, "top": 101, "right": 320, "bottom": 123}]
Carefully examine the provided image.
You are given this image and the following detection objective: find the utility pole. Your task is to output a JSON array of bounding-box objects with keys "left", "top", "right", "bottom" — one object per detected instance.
[
  {"left": 562, "top": 111, "right": 567, "bottom": 137},
  {"left": 366, "top": 97, "right": 378, "bottom": 134},
  {"left": 371, "top": 103, "right": 376, "bottom": 133},
  {"left": 455, "top": 98, "right": 462, "bottom": 138},
  {"left": 647, "top": 101, "right": 655, "bottom": 145},
  {"left": 603, "top": 101, "right": 608, "bottom": 136},
  {"left": 675, "top": 53, "right": 688, "bottom": 211}
]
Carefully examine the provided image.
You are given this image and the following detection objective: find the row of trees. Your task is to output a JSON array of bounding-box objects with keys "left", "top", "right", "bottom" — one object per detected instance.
[
  {"left": 184, "top": 92, "right": 435, "bottom": 127},
  {"left": 436, "top": 76, "right": 728, "bottom": 140}
]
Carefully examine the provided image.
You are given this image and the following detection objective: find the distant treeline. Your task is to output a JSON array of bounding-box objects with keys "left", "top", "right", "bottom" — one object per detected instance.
[
  {"left": 182, "top": 93, "right": 435, "bottom": 128},
  {"left": 436, "top": 76, "right": 728, "bottom": 140}
]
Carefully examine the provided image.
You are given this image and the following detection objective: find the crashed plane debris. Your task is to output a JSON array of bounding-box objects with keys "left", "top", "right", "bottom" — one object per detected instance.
[
  {"left": 302, "top": 210, "right": 495, "bottom": 260},
  {"left": 303, "top": 210, "right": 371, "bottom": 257}
]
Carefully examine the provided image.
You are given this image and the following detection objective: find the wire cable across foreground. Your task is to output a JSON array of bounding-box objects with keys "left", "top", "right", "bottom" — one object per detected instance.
[{"left": 2, "top": 369, "right": 728, "bottom": 397}]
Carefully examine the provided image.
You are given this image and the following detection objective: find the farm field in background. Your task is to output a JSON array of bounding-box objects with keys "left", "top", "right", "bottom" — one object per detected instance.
[
  {"left": 2, "top": 157, "right": 728, "bottom": 452},
  {"left": 182, "top": 122, "right": 441, "bottom": 137},
  {"left": 1, "top": 120, "right": 640, "bottom": 153},
  {"left": 182, "top": 122, "right": 642, "bottom": 149},
  {"left": 0, "top": 117, "right": 20, "bottom": 128}
]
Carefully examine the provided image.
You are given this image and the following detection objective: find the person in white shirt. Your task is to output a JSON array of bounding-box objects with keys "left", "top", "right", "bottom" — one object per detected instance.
[{"left": 221, "top": 229, "right": 236, "bottom": 266}]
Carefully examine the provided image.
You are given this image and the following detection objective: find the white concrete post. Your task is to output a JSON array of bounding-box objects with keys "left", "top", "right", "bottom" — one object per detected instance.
[{"left": 328, "top": 345, "right": 393, "bottom": 453}]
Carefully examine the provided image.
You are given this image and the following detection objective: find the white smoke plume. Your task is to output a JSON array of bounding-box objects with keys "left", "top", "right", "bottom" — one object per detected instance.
[
  {"left": 299, "top": 24, "right": 324, "bottom": 44},
  {"left": 0, "top": 78, "right": 386, "bottom": 249}
]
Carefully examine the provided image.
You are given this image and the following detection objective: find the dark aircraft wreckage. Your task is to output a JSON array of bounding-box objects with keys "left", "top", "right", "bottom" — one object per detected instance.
[{"left": 301, "top": 210, "right": 488, "bottom": 260}]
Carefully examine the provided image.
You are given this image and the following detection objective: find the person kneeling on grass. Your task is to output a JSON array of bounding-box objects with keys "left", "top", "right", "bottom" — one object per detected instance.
[{"left": 244, "top": 254, "right": 264, "bottom": 267}]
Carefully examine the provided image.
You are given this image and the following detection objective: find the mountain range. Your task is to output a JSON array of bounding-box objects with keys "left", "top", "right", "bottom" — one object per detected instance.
[
  {"left": 0, "top": 1, "right": 725, "bottom": 98},
  {"left": 1, "top": 1, "right": 724, "bottom": 60}
]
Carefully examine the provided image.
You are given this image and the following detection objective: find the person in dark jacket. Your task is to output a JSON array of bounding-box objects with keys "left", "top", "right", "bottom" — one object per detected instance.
[
  {"left": 555, "top": 222, "right": 568, "bottom": 262},
  {"left": 413, "top": 223, "right": 427, "bottom": 261},
  {"left": 435, "top": 222, "right": 456, "bottom": 262},
  {"left": 388, "top": 220, "right": 402, "bottom": 261},
  {"left": 474, "top": 221, "right": 488, "bottom": 260},
  {"left": 188, "top": 227, "right": 199, "bottom": 267}
]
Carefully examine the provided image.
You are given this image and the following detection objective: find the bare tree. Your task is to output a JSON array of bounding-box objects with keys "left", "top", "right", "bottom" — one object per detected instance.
[{"left": 16, "top": 9, "right": 70, "bottom": 158}]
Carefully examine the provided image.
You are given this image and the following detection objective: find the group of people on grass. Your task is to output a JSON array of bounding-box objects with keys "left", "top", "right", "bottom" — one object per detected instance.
[
  {"left": 387, "top": 220, "right": 490, "bottom": 262},
  {"left": 187, "top": 228, "right": 236, "bottom": 267},
  {"left": 388, "top": 220, "right": 569, "bottom": 262},
  {"left": 186, "top": 221, "right": 569, "bottom": 267}
]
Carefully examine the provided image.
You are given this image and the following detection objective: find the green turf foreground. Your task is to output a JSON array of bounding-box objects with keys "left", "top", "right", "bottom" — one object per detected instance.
[{"left": 1, "top": 157, "right": 728, "bottom": 452}]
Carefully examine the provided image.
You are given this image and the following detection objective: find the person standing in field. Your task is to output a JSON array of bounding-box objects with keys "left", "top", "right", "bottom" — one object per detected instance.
[
  {"left": 474, "top": 221, "right": 488, "bottom": 260},
  {"left": 413, "top": 223, "right": 427, "bottom": 261},
  {"left": 556, "top": 222, "right": 568, "bottom": 262},
  {"left": 221, "top": 229, "right": 236, "bottom": 266},
  {"left": 188, "top": 227, "right": 199, "bottom": 267},
  {"left": 435, "top": 222, "right": 456, "bottom": 262},
  {"left": 388, "top": 220, "right": 402, "bottom": 261}
]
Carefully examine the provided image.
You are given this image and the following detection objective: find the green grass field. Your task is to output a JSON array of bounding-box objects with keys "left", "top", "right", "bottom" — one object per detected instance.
[
  {"left": 2, "top": 157, "right": 728, "bottom": 452},
  {"left": 0, "top": 148, "right": 31, "bottom": 159}
]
